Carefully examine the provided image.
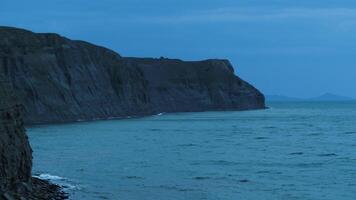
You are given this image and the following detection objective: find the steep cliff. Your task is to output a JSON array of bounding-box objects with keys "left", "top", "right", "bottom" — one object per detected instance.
[
  {"left": 0, "top": 75, "right": 67, "bottom": 199},
  {"left": 127, "top": 57, "right": 264, "bottom": 113},
  {"left": 0, "top": 26, "right": 265, "bottom": 125},
  {"left": 0, "top": 74, "right": 32, "bottom": 197}
]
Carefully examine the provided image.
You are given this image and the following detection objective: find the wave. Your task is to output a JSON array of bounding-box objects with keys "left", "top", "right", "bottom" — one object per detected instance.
[
  {"left": 33, "top": 173, "right": 78, "bottom": 191},
  {"left": 33, "top": 173, "right": 65, "bottom": 181},
  {"left": 318, "top": 153, "right": 338, "bottom": 157}
]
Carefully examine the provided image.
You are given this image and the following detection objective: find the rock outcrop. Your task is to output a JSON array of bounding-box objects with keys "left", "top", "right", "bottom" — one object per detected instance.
[
  {"left": 0, "top": 73, "right": 32, "bottom": 197},
  {"left": 0, "top": 74, "right": 66, "bottom": 199},
  {"left": 0, "top": 26, "right": 265, "bottom": 125}
]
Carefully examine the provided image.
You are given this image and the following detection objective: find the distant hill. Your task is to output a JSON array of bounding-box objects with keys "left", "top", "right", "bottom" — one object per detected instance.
[
  {"left": 267, "top": 93, "right": 354, "bottom": 102},
  {"left": 308, "top": 93, "right": 354, "bottom": 101},
  {"left": 266, "top": 95, "right": 302, "bottom": 102}
]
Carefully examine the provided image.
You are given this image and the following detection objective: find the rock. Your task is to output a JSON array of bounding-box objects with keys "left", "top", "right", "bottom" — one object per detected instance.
[
  {"left": 3, "top": 193, "right": 15, "bottom": 200},
  {"left": 0, "top": 63, "right": 66, "bottom": 199},
  {"left": 129, "top": 57, "right": 265, "bottom": 113},
  {"left": 0, "top": 26, "right": 265, "bottom": 125},
  {"left": 29, "top": 178, "right": 68, "bottom": 200},
  {"left": 0, "top": 73, "right": 32, "bottom": 197}
]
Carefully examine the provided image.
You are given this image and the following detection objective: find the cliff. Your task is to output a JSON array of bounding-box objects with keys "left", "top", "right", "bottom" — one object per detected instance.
[
  {"left": 0, "top": 26, "right": 265, "bottom": 125},
  {"left": 0, "top": 75, "right": 66, "bottom": 199},
  {"left": 0, "top": 75, "right": 32, "bottom": 197}
]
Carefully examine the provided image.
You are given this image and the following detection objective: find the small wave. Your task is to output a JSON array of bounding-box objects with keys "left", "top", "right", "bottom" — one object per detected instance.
[
  {"left": 289, "top": 152, "right": 304, "bottom": 155},
  {"left": 156, "top": 113, "right": 164, "bottom": 116},
  {"left": 318, "top": 153, "right": 338, "bottom": 157},
  {"left": 295, "top": 162, "right": 324, "bottom": 168},
  {"left": 256, "top": 170, "right": 271, "bottom": 174},
  {"left": 239, "top": 179, "right": 249, "bottom": 183},
  {"left": 33, "top": 173, "right": 65, "bottom": 181},
  {"left": 193, "top": 176, "right": 211, "bottom": 180},
  {"left": 146, "top": 185, "right": 198, "bottom": 193},
  {"left": 149, "top": 128, "right": 162, "bottom": 132},
  {"left": 255, "top": 136, "right": 269, "bottom": 140},
  {"left": 263, "top": 126, "right": 277, "bottom": 129},
  {"left": 307, "top": 132, "right": 322, "bottom": 136},
  {"left": 210, "top": 160, "right": 239, "bottom": 166},
  {"left": 96, "top": 196, "right": 110, "bottom": 199},
  {"left": 61, "top": 183, "right": 77, "bottom": 190},
  {"left": 107, "top": 116, "right": 120, "bottom": 120},
  {"left": 124, "top": 176, "right": 145, "bottom": 180},
  {"left": 177, "top": 143, "right": 198, "bottom": 147},
  {"left": 191, "top": 160, "right": 239, "bottom": 166},
  {"left": 343, "top": 131, "right": 356, "bottom": 135},
  {"left": 33, "top": 173, "right": 78, "bottom": 191}
]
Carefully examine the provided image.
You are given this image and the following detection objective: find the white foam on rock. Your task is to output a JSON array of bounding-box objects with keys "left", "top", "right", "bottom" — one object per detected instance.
[
  {"left": 34, "top": 173, "right": 65, "bottom": 181},
  {"left": 33, "top": 173, "right": 78, "bottom": 191}
]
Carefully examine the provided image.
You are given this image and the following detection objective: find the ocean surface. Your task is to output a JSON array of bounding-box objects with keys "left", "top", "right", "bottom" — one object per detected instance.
[{"left": 28, "top": 102, "right": 356, "bottom": 200}]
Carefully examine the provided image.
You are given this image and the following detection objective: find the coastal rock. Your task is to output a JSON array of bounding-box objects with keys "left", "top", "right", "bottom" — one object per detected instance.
[
  {"left": 0, "top": 74, "right": 32, "bottom": 197},
  {"left": 0, "top": 71, "right": 67, "bottom": 199},
  {"left": 0, "top": 26, "right": 265, "bottom": 125}
]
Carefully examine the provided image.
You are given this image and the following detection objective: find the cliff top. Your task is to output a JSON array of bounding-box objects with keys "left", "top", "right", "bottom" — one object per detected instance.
[{"left": 0, "top": 26, "right": 236, "bottom": 72}]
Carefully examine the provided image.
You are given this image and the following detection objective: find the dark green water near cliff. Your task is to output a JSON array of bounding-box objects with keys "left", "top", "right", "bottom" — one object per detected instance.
[{"left": 28, "top": 102, "right": 356, "bottom": 200}]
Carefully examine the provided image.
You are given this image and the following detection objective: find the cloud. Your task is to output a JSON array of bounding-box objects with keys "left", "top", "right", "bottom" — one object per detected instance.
[{"left": 2, "top": 6, "right": 356, "bottom": 28}]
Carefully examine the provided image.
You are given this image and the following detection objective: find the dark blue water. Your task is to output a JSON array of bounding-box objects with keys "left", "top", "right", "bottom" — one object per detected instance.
[{"left": 28, "top": 102, "right": 356, "bottom": 200}]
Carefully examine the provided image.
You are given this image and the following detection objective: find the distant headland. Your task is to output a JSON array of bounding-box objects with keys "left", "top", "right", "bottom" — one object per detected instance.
[{"left": 266, "top": 93, "right": 354, "bottom": 102}]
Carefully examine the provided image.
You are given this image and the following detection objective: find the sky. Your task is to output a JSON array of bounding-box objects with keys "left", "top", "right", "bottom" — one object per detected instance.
[{"left": 1, "top": 0, "right": 356, "bottom": 98}]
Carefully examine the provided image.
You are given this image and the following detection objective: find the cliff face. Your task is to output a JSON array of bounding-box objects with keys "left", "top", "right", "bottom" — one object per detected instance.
[
  {"left": 0, "top": 75, "right": 67, "bottom": 199},
  {"left": 0, "top": 27, "right": 265, "bottom": 125},
  {"left": 0, "top": 75, "right": 32, "bottom": 197},
  {"left": 127, "top": 58, "right": 265, "bottom": 113}
]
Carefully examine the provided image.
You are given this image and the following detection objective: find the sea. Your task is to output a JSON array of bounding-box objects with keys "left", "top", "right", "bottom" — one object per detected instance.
[{"left": 28, "top": 101, "right": 356, "bottom": 200}]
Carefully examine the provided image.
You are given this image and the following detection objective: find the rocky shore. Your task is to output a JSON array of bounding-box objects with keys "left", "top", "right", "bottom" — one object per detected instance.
[
  {"left": 28, "top": 178, "right": 68, "bottom": 200},
  {"left": 0, "top": 74, "right": 67, "bottom": 199},
  {"left": 2, "top": 178, "right": 68, "bottom": 200}
]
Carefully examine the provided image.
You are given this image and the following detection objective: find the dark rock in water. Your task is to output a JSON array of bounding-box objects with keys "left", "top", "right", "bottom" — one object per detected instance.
[
  {"left": 0, "top": 71, "right": 66, "bottom": 198},
  {"left": 0, "top": 26, "right": 265, "bottom": 125}
]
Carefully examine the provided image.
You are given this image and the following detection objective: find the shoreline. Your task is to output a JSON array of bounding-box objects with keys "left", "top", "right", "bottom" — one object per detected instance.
[
  {"left": 26, "top": 107, "right": 267, "bottom": 127},
  {"left": 2, "top": 178, "right": 68, "bottom": 200},
  {"left": 30, "top": 178, "right": 69, "bottom": 200}
]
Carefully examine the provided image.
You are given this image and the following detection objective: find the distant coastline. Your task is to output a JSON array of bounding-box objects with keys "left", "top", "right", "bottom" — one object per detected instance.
[{"left": 266, "top": 93, "right": 355, "bottom": 102}]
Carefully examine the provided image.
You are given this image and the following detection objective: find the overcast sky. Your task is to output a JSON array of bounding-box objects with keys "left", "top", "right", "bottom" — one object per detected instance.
[{"left": 1, "top": 0, "right": 356, "bottom": 98}]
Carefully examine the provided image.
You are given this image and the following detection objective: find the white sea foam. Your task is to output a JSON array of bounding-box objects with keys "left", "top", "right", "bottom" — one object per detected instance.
[
  {"left": 108, "top": 116, "right": 120, "bottom": 120},
  {"left": 157, "top": 113, "right": 164, "bottom": 116},
  {"left": 34, "top": 173, "right": 65, "bottom": 181},
  {"left": 33, "top": 173, "right": 78, "bottom": 191},
  {"left": 61, "top": 183, "right": 77, "bottom": 190}
]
